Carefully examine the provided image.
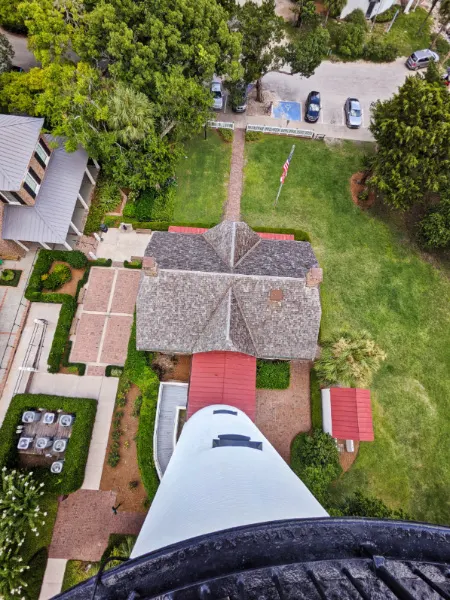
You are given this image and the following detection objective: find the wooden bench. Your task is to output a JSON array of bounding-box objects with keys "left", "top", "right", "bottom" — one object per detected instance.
[{"left": 135, "top": 228, "right": 152, "bottom": 234}]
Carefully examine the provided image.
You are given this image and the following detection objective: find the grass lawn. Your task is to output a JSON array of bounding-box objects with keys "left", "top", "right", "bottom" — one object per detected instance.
[
  {"left": 172, "top": 130, "right": 232, "bottom": 224},
  {"left": 380, "top": 8, "right": 431, "bottom": 58},
  {"left": 256, "top": 359, "right": 290, "bottom": 389},
  {"left": 241, "top": 136, "right": 450, "bottom": 524}
]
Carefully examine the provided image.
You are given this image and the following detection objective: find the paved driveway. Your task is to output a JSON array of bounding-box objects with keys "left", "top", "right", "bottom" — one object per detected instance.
[
  {"left": 0, "top": 27, "right": 38, "bottom": 70},
  {"left": 262, "top": 59, "right": 409, "bottom": 136}
]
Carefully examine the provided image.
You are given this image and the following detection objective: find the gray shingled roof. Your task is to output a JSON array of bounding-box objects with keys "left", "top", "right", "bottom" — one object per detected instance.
[
  {"left": 137, "top": 222, "right": 322, "bottom": 360},
  {"left": 2, "top": 137, "right": 88, "bottom": 244},
  {"left": 0, "top": 115, "right": 44, "bottom": 191}
]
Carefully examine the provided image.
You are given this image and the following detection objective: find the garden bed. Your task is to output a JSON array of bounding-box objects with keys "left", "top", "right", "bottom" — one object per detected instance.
[
  {"left": 0, "top": 268, "right": 22, "bottom": 286},
  {"left": 42, "top": 261, "right": 86, "bottom": 296},
  {"left": 256, "top": 359, "right": 290, "bottom": 389},
  {"left": 100, "top": 384, "right": 148, "bottom": 512}
]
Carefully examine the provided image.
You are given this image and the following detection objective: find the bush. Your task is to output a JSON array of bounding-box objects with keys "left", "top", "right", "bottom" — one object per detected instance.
[
  {"left": 218, "top": 128, "right": 233, "bottom": 142},
  {"left": 25, "top": 250, "right": 87, "bottom": 299},
  {"left": 0, "top": 0, "right": 27, "bottom": 33},
  {"left": 290, "top": 430, "right": 342, "bottom": 505},
  {"left": 89, "top": 258, "right": 112, "bottom": 267},
  {"left": 124, "top": 260, "right": 142, "bottom": 269},
  {"left": 374, "top": 4, "right": 398, "bottom": 22},
  {"left": 135, "top": 187, "right": 175, "bottom": 222},
  {"left": 315, "top": 329, "right": 386, "bottom": 387},
  {"left": 41, "top": 264, "right": 72, "bottom": 290},
  {"left": 84, "top": 177, "right": 121, "bottom": 235},
  {"left": 0, "top": 268, "right": 21, "bottom": 287},
  {"left": 418, "top": 199, "right": 450, "bottom": 249},
  {"left": 433, "top": 34, "right": 450, "bottom": 58},
  {"left": 336, "top": 490, "right": 410, "bottom": 519},
  {"left": 334, "top": 22, "right": 365, "bottom": 59},
  {"left": 310, "top": 368, "right": 322, "bottom": 430},
  {"left": 123, "top": 201, "right": 136, "bottom": 219},
  {"left": 345, "top": 9, "right": 368, "bottom": 30},
  {"left": 363, "top": 36, "right": 398, "bottom": 62},
  {"left": 106, "top": 365, "right": 124, "bottom": 377},
  {"left": 256, "top": 360, "right": 290, "bottom": 389},
  {"left": 0, "top": 394, "right": 97, "bottom": 494},
  {"left": 251, "top": 225, "right": 311, "bottom": 242},
  {"left": 0, "top": 269, "right": 14, "bottom": 281},
  {"left": 245, "top": 130, "right": 263, "bottom": 142},
  {"left": 48, "top": 297, "right": 77, "bottom": 373},
  {"left": 358, "top": 188, "right": 369, "bottom": 202}
]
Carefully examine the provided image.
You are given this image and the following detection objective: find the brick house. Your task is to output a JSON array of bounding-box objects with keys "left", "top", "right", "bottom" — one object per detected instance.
[{"left": 0, "top": 115, "right": 100, "bottom": 258}]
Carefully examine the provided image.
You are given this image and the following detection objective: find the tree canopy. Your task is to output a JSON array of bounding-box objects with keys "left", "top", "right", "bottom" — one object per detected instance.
[
  {"left": 370, "top": 75, "right": 450, "bottom": 210},
  {"left": 0, "top": 32, "right": 13, "bottom": 74}
]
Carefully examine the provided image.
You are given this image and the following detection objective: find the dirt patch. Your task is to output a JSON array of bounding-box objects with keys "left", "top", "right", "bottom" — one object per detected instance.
[
  {"left": 100, "top": 384, "right": 147, "bottom": 513},
  {"left": 158, "top": 354, "right": 192, "bottom": 383},
  {"left": 42, "top": 261, "right": 86, "bottom": 297},
  {"left": 247, "top": 86, "right": 278, "bottom": 117},
  {"left": 350, "top": 172, "right": 375, "bottom": 208},
  {"left": 276, "top": 0, "right": 296, "bottom": 20},
  {"left": 337, "top": 440, "right": 360, "bottom": 472}
]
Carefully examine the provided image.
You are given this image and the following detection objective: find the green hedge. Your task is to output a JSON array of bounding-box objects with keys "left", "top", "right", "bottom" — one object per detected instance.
[
  {"left": 310, "top": 368, "right": 322, "bottom": 430},
  {"left": 252, "top": 226, "right": 311, "bottom": 242},
  {"left": 89, "top": 258, "right": 112, "bottom": 267},
  {"left": 123, "top": 260, "right": 142, "bottom": 269},
  {"left": 25, "top": 250, "right": 87, "bottom": 299},
  {"left": 0, "top": 394, "right": 97, "bottom": 494},
  {"left": 105, "top": 365, "right": 124, "bottom": 377},
  {"left": 0, "top": 269, "right": 22, "bottom": 287},
  {"left": 256, "top": 359, "right": 290, "bottom": 389},
  {"left": 123, "top": 320, "right": 160, "bottom": 500}
]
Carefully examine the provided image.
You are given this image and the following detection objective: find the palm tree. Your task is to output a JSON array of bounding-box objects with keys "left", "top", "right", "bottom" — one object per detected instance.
[
  {"left": 106, "top": 83, "right": 154, "bottom": 145},
  {"left": 418, "top": 0, "right": 439, "bottom": 34}
]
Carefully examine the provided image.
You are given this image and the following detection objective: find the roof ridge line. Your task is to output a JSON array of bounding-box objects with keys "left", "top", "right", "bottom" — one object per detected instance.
[
  {"left": 201, "top": 229, "right": 231, "bottom": 271},
  {"left": 230, "top": 287, "right": 258, "bottom": 356},
  {"left": 190, "top": 283, "right": 234, "bottom": 352},
  {"left": 229, "top": 221, "right": 236, "bottom": 267},
  {"left": 233, "top": 235, "right": 262, "bottom": 269}
]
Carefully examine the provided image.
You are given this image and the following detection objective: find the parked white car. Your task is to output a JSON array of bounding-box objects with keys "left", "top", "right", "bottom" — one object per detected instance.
[{"left": 211, "top": 81, "right": 224, "bottom": 111}]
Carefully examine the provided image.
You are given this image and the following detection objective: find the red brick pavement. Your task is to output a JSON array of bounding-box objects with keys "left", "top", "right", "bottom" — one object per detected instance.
[
  {"left": 100, "top": 315, "right": 133, "bottom": 364},
  {"left": 49, "top": 490, "right": 146, "bottom": 561},
  {"left": 83, "top": 268, "right": 115, "bottom": 312},
  {"left": 110, "top": 270, "right": 141, "bottom": 314},
  {"left": 70, "top": 313, "right": 106, "bottom": 363},
  {"left": 224, "top": 129, "right": 245, "bottom": 221},
  {"left": 86, "top": 365, "right": 106, "bottom": 376},
  {"left": 255, "top": 361, "right": 312, "bottom": 463}
]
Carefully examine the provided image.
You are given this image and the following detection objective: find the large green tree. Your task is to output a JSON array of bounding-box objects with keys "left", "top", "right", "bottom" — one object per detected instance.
[
  {"left": 0, "top": 32, "right": 13, "bottom": 74},
  {"left": 370, "top": 75, "right": 450, "bottom": 210}
]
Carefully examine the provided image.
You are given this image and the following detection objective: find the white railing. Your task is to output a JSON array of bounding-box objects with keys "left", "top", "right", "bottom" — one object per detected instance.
[
  {"left": 208, "top": 120, "right": 235, "bottom": 130},
  {"left": 246, "top": 124, "right": 314, "bottom": 138}
]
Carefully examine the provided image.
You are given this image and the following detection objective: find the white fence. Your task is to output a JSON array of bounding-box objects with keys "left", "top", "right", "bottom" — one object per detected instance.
[
  {"left": 247, "top": 124, "right": 315, "bottom": 139},
  {"left": 207, "top": 120, "right": 235, "bottom": 130}
]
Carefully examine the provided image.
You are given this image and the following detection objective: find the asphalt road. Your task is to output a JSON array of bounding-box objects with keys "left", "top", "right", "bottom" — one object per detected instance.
[
  {"left": 0, "top": 27, "right": 38, "bottom": 70},
  {"left": 263, "top": 59, "right": 410, "bottom": 131}
]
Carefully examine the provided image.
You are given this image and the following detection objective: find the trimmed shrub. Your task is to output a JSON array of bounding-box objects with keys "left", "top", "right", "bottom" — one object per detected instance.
[
  {"left": 89, "top": 258, "right": 112, "bottom": 267},
  {"left": 84, "top": 177, "right": 122, "bottom": 235},
  {"left": 291, "top": 430, "right": 342, "bottom": 505},
  {"left": 124, "top": 260, "right": 142, "bottom": 269},
  {"left": 25, "top": 250, "right": 87, "bottom": 299},
  {"left": 252, "top": 225, "right": 311, "bottom": 242},
  {"left": 0, "top": 269, "right": 21, "bottom": 286},
  {"left": 218, "top": 128, "right": 234, "bottom": 142},
  {"left": 256, "top": 360, "right": 290, "bottom": 389},
  {"left": 336, "top": 490, "right": 410, "bottom": 519},
  {"left": 363, "top": 36, "right": 399, "bottom": 62},
  {"left": 345, "top": 9, "right": 368, "bottom": 31},
  {"left": 47, "top": 296, "right": 77, "bottom": 373},
  {"left": 0, "top": 394, "right": 97, "bottom": 494},
  {"left": 245, "top": 130, "right": 263, "bottom": 142},
  {"left": 310, "top": 368, "right": 322, "bottom": 430},
  {"left": 106, "top": 365, "right": 125, "bottom": 377},
  {"left": 374, "top": 4, "right": 398, "bottom": 22},
  {"left": 418, "top": 199, "right": 450, "bottom": 249},
  {"left": 135, "top": 186, "right": 175, "bottom": 222},
  {"left": 41, "top": 264, "right": 72, "bottom": 290}
]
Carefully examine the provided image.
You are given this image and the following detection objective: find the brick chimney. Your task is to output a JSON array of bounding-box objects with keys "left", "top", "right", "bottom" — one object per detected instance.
[
  {"left": 142, "top": 256, "right": 158, "bottom": 277},
  {"left": 306, "top": 267, "right": 323, "bottom": 287}
]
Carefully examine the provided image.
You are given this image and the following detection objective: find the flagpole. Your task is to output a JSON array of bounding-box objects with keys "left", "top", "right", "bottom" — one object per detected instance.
[{"left": 274, "top": 144, "right": 295, "bottom": 208}]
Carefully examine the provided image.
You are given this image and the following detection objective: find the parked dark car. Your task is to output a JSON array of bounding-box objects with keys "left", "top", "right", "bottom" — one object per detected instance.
[
  {"left": 230, "top": 81, "right": 248, "bottom": 113},
  {"left": 305, "top": 91, "right": 321, "bottom": 123},
  {"left": 406, "top": 49, "right": 439, "bottom": 70},
  {"left": 344, "top": 97, "right": 362, "bottom": 129}
]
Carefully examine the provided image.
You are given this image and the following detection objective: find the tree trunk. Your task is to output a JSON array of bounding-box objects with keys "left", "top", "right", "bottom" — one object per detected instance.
[
  {"left": 325, "top": 8, "right": 330, "bottom": 24},
  {"left": 431, "top": 21, "right": 447, "bottom": 46},
  {"left": 418, "top": 0, "right": 439, "bottom": 34},
  {"left": 256, "top": 79, "right": 263, "bottom": 103}
]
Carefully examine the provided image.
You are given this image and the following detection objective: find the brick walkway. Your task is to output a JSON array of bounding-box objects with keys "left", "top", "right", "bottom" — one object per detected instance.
[
  {"left": 255, "top": 361, "right": 312, "bottom": 463},
  {"left": 223, "top": 128, "right": 245, "bottom": 221},
  {"left": 70, "top": 267, "right": 140, "bottom": 369},
  {"left": 49, "top": 490, "right": 146, "bottom": 561}
]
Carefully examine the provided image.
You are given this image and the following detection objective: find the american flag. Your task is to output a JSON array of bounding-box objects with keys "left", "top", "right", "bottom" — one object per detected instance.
[{"left": 280, "top": 146, "right": 295, "bottom": 184}]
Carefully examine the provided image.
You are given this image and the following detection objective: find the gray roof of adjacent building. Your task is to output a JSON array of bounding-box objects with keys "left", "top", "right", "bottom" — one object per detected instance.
[
  {"left": 0, "top": 115, "right": 44, "bottom": 191},
  {"left": 2, "top": 137, "right": 88, "bottom": 244},
  {"left": 136, "top": 221, "right": 322, "bottom": 360}
]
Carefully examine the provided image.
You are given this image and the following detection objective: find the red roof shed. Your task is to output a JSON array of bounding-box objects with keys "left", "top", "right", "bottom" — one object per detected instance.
[
  {"left": 168, "top": 226, "right": 294, "bottom": 241},
  {"left": 329, "top": 388, "right": 374, "bottom": 441},
  {"left": 188, "top": 351, "right": 257, "bottom": 421}
]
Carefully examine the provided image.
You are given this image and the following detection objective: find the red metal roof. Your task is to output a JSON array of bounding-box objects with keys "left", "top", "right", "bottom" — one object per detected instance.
[
  {"left": 168, "top": 226, "right": 294, "bottom": 241},
  {"left": 330, "top": 388, "right": 374, "bottom": 441},
  {"left": 188, "top": 351, "right": 257, "bottom": 421}
]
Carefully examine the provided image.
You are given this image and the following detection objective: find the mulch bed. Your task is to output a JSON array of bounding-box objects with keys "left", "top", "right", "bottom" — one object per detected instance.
[
  {"left": 100, "top": 384, "right": 147, "bottom": 513},
  {"left": 42, "top": 261, "right": 86, "bottom": 297},
  {"left": 350, "top": 172, "right": 375, "bottom": 209},
  {"left": 338, "top": 440, "right": 360, "bottom": 472},
  {"left": 160, "top": 354, "right": 192, "bottom": 383}
]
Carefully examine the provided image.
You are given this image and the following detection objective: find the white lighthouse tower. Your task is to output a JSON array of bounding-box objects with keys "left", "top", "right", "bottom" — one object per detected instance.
[{"left": 131, "top": 405, "right": 328, "bottom": 558}]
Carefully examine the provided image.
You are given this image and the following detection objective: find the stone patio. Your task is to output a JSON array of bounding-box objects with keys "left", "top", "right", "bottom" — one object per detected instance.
[
  {"left": 70, "top": 267, "right": 140, "bottom": 368},
  {"left": 255, "top": 360, "right": 312, "bottom": 463}
]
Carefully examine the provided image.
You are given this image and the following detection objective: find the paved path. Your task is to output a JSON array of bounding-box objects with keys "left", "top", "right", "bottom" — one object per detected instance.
[
  {"left": 255, "top": 361, "right": 311, "bottom": 463},
  {"left": 96, "top": 228, "right": 152, "bottom": 261},
  {"left": 223, "top": 128, "right": 245, "bottom": 221},
  {"left": 49, "top": 490, "right": 145, "bottom": 561},
  {"left": 39, "top": 558, "right": 67, "bottom": 600},
  {"left": 0, "top": 27, "right": 38, "bottom": 70}
]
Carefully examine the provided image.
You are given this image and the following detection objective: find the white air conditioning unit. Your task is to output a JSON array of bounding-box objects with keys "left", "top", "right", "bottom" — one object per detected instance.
[
  {"left": 43, "top": 412, "right": 56, "bottom": 425},
  {"left": 52, "top": 439, "right": 67, "bottom": 453},
  {"left": 22, "top": 411, "right": 41, "bottom": 423},
  {"left": 35, "top": 437, "right": 52, "bottom": 450},
  {"left": 58, "top": 414, "right": 73, "bottom": 427},
  {"left": 50, "top": 461, "right": 64, "bottom": 474},
  {"left": 17, "top": 437, "right": 34, "bottom": 450}
]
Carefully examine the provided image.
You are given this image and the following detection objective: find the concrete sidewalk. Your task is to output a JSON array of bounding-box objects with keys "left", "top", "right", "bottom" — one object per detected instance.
[
  {"left": 39, "top": 558, "right": 67, "bottom": 600},
  {"left": 96, "top": 228, "right": 152, "bottom": 261}
]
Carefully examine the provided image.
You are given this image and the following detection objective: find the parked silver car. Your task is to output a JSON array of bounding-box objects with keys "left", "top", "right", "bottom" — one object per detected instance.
[
  {"left": 406, "top": 49, "right": 439, "bottom": 70},
  {"left": 211, "top": 81, "right": 224, "bottom": 111},
  {"left": 344, "top": 98, "right": 362, "bottom": 129}
]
